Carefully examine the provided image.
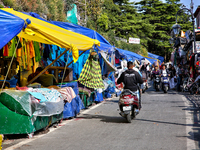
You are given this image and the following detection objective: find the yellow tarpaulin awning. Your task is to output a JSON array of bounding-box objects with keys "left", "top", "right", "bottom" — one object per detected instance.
[{"left": 1, "top": 8, "right": 100, "bottom": 62}]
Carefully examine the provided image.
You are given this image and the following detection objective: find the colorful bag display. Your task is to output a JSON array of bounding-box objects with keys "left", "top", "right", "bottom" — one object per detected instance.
[{"left": 78, "top": 52, "right": 105, "bottom": 89}]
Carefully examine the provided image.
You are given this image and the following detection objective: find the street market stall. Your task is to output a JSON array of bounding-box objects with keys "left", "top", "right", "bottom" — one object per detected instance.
[{"left": 0, "top": 8, "right": 101, "bottom": 135}]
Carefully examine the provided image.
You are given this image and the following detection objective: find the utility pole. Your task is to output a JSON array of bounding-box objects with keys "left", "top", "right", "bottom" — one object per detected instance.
[
  {"left": 85, "top": 0, "right": 86, "bottom": 23},
  {"left": 190, "top": 0, "right": 196, "bottom": 53}
]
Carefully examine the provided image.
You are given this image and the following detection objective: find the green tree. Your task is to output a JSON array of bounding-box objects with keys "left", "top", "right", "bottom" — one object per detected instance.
[{"left": 135, "top": 0, "right": 192, "bottom": 60}]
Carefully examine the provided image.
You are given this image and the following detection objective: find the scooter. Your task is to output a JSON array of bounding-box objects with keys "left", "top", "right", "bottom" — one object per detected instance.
[
  {"left": 141, "top": 71, "right": 148, "bottom": 93},
  {"left": 154, "top": 75, "right": 160, "bottom": 91},
  {"left": 141, "top": 78, "right": 147, "bottom": 93},
  {"left": 161, "top": 73, "right": 170, "bottom": 93},
  {"left": 119, "top": 89, "right": 140, "bottom": 123}
]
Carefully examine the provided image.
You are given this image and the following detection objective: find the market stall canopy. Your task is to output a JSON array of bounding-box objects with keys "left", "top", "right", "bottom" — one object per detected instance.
[
  {"left": 51, "top": 21, "right": 110, "bottom": 45},
  {"left": 115, "top": 48, "right": 144, "bottom": 61},
  {"left": 0, "top": 8, "right": 100, "bottom": 62},
  {"left": 148, "top": 52, "right": 164, "bottom": 63},
  {"left": 144, "top": 57, "right": 157, "bottom": 64},
  {"left": 19, "top": 11, "right": 113, "bottom": 54},
  {"left": 51, "top": 21, "right": 114, "bottom": 53},
  {"left": 140, "top": 58, "right": 152, "bottom": 65}
]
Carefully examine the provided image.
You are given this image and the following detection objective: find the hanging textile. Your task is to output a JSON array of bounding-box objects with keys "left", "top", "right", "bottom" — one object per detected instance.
[
  {"left": 100, "top": 52, "right": 117, "bottom": 73},
  {"left": 3, "top": 44, "right": 9, "bottom": 56},
  {"left": 78, "top": 52, "right": 104, "bottom": 89},
  {"left": 33, "top": 41, "right": 41, "bottom": 62}
]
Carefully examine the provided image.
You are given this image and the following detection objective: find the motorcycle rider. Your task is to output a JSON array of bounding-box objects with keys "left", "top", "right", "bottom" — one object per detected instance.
[
  {"left": 160, "top": 64, "right": 170, "bottom": 91},
  {"left": 117, "top": 61, "right": 143, "bottom": 108},
  {"left": 151, "top": 65, "right": 160, "bottom": 78},
  {"left": 151, "top": 65, "right": 160, "bottom": 89},
  {"left": 160, "top": 64, "right": 170, "bottom": 77}
]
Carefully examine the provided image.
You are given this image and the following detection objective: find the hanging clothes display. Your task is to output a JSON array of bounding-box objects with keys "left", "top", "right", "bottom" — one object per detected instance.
[
  {"left": 3, "top": 44, "right": 9, "bottom": 56},
  {"left": 33, "top": 41, "right": 41, "bottom": 62},
  {"left": 78, "top": 52, "right": 104, "bottom": 89}
]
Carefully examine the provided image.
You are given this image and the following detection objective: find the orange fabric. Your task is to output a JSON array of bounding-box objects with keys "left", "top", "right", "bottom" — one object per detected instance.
[{"left": 29, "top": 41, "right": 35, "bottom": 58}]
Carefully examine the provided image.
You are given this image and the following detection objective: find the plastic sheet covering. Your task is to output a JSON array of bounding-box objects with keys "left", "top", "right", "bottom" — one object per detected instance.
[
  {"left": 28, "top": 88, "right": 64, "bottom": 116},
  {"left": 31, "top": 96, "right": 64, "bottom": 116},
  {"left": 0, "top": 90, "right": 31, "bottom": 116},
  {"left": 94, "top": 92, "right": 104, "bottom": 102},
  {"left": 0, "top": 9, "right": 24, "bottom": 49},
  {"left": 0, "top": 90, "right": 64, "bottom": 117},
  {"left": 103, "top": 78, "right": 115, "bottom": 90},
  {"left": 100, "top": 52, "right": 117, "bottom": 72},
  {"left": 66, "top": 4, "right": 78, "bottom": 24}
]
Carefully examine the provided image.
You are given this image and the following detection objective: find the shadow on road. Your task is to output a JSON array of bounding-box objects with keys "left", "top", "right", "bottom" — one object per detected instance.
[
  {"left": 78, "top": 114, "right": 129, "bottom": 124},
  {"left": 183, "top": 95, "right": 200, "bottom": 148},
  {"left": 135, "top": 118, "right": 193, "bottom": 127},
  {"left": 144, "top": 84, "right": 200, "bottom": 148}
]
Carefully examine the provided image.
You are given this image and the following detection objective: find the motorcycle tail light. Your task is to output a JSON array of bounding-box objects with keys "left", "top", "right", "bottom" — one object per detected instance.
[{"left": 124, "top": 101, "right": 130, "bottom": 104}]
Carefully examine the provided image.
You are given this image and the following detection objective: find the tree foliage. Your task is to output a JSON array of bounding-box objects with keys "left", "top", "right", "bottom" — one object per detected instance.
[
  {"left": 1, "top": 0, "right": 74, "bottom": 21},
  {"left": 1, "top": 0, "right": 193, "bottom": 59}
]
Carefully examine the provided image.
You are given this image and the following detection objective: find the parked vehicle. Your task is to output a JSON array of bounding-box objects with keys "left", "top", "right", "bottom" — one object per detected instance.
[
  {"left": 181, "top": 74, "right": 193, "bottom": 92},
  {"left": 118, "top": 89, "right": 140, "bottom": 123},
  {"left": 189, "top": 82, "right": 198, "bottom": 95},
  {"left": 161, "top": 73, "right": 170, "bottom": 93}
]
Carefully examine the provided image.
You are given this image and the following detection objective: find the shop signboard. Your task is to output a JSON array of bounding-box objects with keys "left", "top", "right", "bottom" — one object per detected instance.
[
  {"left": 196, "top": 41, "right": 200, "bottom": 53},
  {"left": 129, "top": 38, "right": 140, "bottom": 44}
]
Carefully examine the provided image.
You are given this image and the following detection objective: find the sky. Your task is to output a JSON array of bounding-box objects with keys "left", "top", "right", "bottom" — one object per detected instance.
[{"left": 131, "top": 0, "right": 200, "bottom": 12}]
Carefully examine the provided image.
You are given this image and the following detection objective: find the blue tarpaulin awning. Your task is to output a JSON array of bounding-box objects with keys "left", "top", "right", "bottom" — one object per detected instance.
[
  {"left": 148, "top": 52, "right": 164, "bottom": 63},
  {"left": 115, "top": 48, "right": 144, "bottom": 61},
  {"left": 0, "top": 9, "right": 24, "bottom": 50}
]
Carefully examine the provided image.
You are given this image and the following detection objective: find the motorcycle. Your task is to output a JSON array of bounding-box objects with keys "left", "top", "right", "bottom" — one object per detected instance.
[
  {"left": 141, "top": 71, "right": 148, "bottom": 93},
  {"left": 161, "top": 73, "right": 170, "bottom": 93},
  {"left": 141, "top": 78, "right": 147, "bottom": 93},
  {"left": 181, "top": 74, "right": 193, "bottom": 92},
  {"left": 119, "top": 89, "right": 140, "bottom": 123},
  {"left": 153, "top": 75, "right": 160, "bottom": 91}
]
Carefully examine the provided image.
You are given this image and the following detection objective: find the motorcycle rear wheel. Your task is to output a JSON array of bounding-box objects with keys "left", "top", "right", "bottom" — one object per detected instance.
[
  {"left": 131, "top": 107, "right": 136, "bottom": 119},
  {"left": 126, "top": 113, "right": 132, "bottom": 123},
  {"left": 164, "top": 86, "right": 167, "bottom": 93}
]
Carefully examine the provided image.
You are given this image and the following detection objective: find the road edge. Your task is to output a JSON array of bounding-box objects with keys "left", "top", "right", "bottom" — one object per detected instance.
[
  {"left": 4, "top": 101, "right": 105, "bottom": 150},
  {"left": 181, "top": 95, "right": 196, "bottom": 150}
]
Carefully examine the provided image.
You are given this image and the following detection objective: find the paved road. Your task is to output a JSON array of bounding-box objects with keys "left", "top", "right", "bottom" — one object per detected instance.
[{"left": 7, "top": 87, "right": 200, "bottom": 150}]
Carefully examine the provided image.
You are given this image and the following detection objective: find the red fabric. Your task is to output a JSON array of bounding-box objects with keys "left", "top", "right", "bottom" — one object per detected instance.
[
  {"left": 115, "top": 78, "right": 123, "bottom": 89},
  {"left": 115, "top": 58, "right": 120, "bottom": 64},
  {"left": 16, "top": 86, "right": 29, "bottom": 91},
  {"left": 196, "top": 61, "right": 200, "bottom": 66},
  {"left": 159, "top": 65, "right": 163, "bottom": 70},
  {"left": 3, "top": 44, "right": 9, "bottom": 56}
]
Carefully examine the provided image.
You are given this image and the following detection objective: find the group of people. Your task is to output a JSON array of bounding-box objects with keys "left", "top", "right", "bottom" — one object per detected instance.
[{"left": 28, "top": 67, "right": 58, "bottom": 87}]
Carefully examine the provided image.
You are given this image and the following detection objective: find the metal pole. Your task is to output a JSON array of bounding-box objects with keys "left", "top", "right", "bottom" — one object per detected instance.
[
  {"left": 85, "top": 0, "right": 86, "bottom": 23},
  {"left": 192, "top": 18, "right": 196, "bottom": 53},
  {"left": 191, "top": 0, "right": 196, "bottom": 53}
]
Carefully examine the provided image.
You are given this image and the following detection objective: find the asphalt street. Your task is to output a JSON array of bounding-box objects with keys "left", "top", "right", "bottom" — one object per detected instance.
[{"left": 5, "top": 87, "right": 200, "bottom": 150}]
